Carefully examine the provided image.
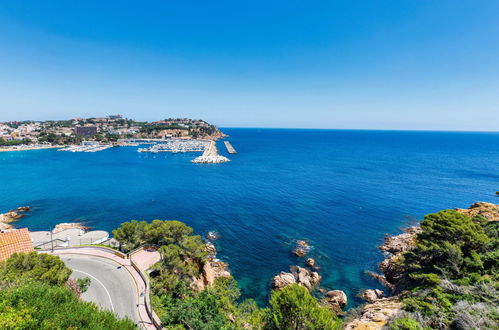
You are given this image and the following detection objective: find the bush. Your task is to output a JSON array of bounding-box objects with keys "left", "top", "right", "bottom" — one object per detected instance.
[
  {"left": 0, "top": 252, "right": 71, "bottom": 286},
  {"left": 389, "top": 316, "right": 422, "bottom": 330},
  {"left": 0, "top": 281, "right": 136, "bottom": 329},
  {"left": 267, "top": 284, "right": 342, "bottom": 330}
]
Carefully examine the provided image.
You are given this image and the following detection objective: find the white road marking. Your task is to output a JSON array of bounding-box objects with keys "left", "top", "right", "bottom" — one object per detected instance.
[{"left": 72, "top": 268, "right": 115, "bottom": 313}]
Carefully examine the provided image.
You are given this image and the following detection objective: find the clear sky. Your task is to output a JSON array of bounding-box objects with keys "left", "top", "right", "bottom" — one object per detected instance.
[{"left": 0, "top": 1, "right": 498, "bottom": 130}]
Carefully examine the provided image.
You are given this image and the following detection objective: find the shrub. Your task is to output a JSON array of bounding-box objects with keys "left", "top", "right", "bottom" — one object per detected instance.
[{"left": 267, "top": 284, "right": 342, "bottom": 330}]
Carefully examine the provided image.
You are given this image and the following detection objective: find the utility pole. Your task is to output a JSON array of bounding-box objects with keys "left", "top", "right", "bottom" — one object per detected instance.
[{"left": 50, "top": 226, "right": 54, "bottom": 252}]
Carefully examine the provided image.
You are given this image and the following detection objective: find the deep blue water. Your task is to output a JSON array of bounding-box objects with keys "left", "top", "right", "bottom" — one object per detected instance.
[{"left": 1, "top": 129, "right": 498, "bottom": 306}]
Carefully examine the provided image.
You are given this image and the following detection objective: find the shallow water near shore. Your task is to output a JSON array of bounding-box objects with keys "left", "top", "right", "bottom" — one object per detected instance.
[{"left": 1, "top": 128, "right": 498, "bottom": 306}]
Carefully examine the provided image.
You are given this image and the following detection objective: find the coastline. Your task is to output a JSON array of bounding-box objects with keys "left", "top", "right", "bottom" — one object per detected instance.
[{"left": 0, "top": 145, "right": 62, "bottom": 152}]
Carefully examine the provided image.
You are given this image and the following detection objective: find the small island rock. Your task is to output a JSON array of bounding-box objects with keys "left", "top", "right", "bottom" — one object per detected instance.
[
  {"left": 326, "top": 290, "right": 348, "bottom": 307},
  {"left": 293, "top": 240, "right": 311, "bottom": 257},
  {"left": 306, "top": 258, "right": 315, "bottom": 267}
]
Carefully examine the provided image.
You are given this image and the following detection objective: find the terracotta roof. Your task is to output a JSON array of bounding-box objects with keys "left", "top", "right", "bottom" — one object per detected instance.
[{"left": 0, "top": 228, "right": 33, "bottom": 262}]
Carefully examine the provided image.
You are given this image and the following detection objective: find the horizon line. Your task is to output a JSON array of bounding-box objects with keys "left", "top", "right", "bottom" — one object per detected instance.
[{"left": 220, "top": 126, "right": 499, "bottom": 133}]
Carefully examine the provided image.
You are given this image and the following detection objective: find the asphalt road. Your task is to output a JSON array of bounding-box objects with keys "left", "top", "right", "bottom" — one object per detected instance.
[{"left": 59, "top": 254, "right": 140, "bottom": 323}]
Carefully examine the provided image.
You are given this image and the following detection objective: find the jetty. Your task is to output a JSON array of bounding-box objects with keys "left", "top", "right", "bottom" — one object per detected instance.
[
  {"left": 192, "top": 141, "right": 230, "bottom": 164},
  {"left": 223, "top": 141, "right": 237, "bottom": 154}
]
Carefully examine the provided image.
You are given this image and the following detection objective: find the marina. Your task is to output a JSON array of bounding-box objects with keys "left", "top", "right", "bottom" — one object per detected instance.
[
  {"left": 137, "top": 139, "right": 210, "bottom": 153},
  {"left": 224, "top": 141, "right": 237, "bottom": 154},
  {"left": 58, "top": 142, "right": 113, "bottom": 153}
]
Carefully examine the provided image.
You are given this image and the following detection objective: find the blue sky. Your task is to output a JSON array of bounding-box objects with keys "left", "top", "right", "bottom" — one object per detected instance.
[{"left": 0, "top": 1, "right": 498, "bottom": 130}]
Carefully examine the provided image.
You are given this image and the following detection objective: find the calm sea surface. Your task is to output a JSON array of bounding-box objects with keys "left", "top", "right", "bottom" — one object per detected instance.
[{"left": 1, "top": 129, "right": 498, "bottom": 305}]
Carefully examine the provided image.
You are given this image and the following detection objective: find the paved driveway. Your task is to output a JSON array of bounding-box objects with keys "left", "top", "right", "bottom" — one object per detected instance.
[{"left": 59, "top": 254, "right": 140, "bottom": 323}]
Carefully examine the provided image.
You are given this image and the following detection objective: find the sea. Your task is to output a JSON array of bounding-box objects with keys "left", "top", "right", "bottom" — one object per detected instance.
[{"left": 1, "top": 128, "right": 498, "bottom": 306}]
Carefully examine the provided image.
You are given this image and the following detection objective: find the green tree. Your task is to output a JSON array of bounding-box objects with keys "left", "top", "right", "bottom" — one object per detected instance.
[
  {"left": 112, "top": 220, "right": 147, "bottom": 252},
  {"left": 0, "top": 252, "right": 71, "bottom": 286},
  {"left": 266, "top": 284, "right": 341, "bottom": 330},
  {"left": 144, "top": 220, "right": 194, "bottom": 246},
  {"left": 403, "top": 210, "right": 491, "bottom": 284}
]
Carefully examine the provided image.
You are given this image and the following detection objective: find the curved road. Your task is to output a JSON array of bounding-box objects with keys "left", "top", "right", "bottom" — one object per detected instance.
[{"left": 59, "top": 254, "right": 140, "bottom": 323}]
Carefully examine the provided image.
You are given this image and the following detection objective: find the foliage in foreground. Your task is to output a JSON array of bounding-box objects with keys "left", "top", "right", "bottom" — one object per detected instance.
[
  {"left": 267, "top": 284, "right": 342, "bottom": 330},
  {"left": 0, "top": 281, "right": 136, "bottom": 330},
  {"left": 0, "top": 252, "right": 136, "bottom": 329},
  {"left": 0, "top": 252, "right": 71, "bottom": 286},
  {"left": 114, "top": 219, "right": 342, "bottom": 329},
  {"left": 389, "top": 210, "right": 499, "bottom": 329}
]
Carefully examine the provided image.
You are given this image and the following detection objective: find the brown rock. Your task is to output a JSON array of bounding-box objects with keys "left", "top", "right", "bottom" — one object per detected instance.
[
  {"left": 206, "top": 231, "right": 219, "bottom": 240},
  {"left": 205, "top": 242, "right": 217, "bottom": 258},
  {"left": 306, "top": 258, "right": 315, "bottom": 267},
  {"left": 293, "top": 248, "right": 307, "bottom": 257},
  {"left": 293, "top": 240, "right": 310, "bottom": 257},
  {"left": 455, "top": 202, "right": 499, "bottom": 221},
  {"left": 272, "top": 272, "right": 296, "bottom": 290},
  {"left": 295, "top": 266, "right": 321, "bottom": 291},
  {"left": 16, "top": 206, "right": 31, "bottom": 212},
  {"left": 296, "top": 240, "right": 310, "bottom": 248},
  {"left": 360, "top": 289, "right": 385, "bottom": 303},
  {"left": 344, "top": 297, "right": 402, "bottom": 330},
  {"left": 53, "top": 223, "right": 89, "bottom": 233},
  {"left": 192, "top": 260, "right": 231, "bottom": 292},
  {"left": 325, "top": 290, "right": 348, "bottom": 307},
  {"left": 310, "top": 272, "right": 321, "bottom": 286},
  {"left": 380, "top": 227, "right": 421, "bottom": 255}
]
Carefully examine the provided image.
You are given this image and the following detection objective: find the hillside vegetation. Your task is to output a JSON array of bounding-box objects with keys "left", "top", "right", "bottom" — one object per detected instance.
[
  {"left": 387, "top": 209, "right": 498, "bottom": 329},
  {"left": 0, "top": 252, "right": 135, "bottom": 329}
]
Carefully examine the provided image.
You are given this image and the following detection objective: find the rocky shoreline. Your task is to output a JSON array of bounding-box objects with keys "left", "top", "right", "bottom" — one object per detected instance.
[
  {"left": 191, "top": 231, "right": 231, "bottom": 291},
  {"left": 0, "top": 206, "right": 90, "bottom": 235},
  {"left": 0, "top": 206, "right": 31, "bottom": 230},
  {"left": 345, "top": 201, "right": 499, "bottom": 329}
]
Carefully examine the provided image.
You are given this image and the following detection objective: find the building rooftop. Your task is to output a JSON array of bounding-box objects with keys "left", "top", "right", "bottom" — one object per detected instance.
[{"left": 0, "top": 228, "right": 34, "bottom": 261}]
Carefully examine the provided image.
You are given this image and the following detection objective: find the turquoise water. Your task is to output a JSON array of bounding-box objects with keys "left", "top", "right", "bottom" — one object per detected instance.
[{"left": 1, "top": 129, "right": 498, "bottom": 306}]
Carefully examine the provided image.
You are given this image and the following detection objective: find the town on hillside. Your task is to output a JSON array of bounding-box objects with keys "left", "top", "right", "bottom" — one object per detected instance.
[{"left": 0, "top": 115, "right": 226, "bottom": 148}]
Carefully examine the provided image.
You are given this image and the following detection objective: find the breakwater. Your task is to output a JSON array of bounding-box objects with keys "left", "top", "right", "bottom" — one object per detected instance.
[
  {"left": 224, "top": 141, "right": 237, "bottom": 154},
  {"left": 192, "top": 141, "right": 230, "bottom": 163}
]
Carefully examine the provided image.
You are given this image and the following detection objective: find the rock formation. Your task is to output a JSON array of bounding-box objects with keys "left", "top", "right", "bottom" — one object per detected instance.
[
  {"left": 191, "top": 242, "right": 231, "bottom": 291},
  {"left": 370, "top": 226, "right": 422, "bottom": 293},
  {"left": 272, "top": 266, "right": 321, "bottom": 291},
  {"left": 16, "top": 206, "right": 31, "bottom": 212},
  {"left": 344, "top": 297, "right": 402, "bottom": 329},
  {"left": 326, "top": 290, "right": 347, "bottom": 306},
  {"left": 360, "top": 289, "right": 385, "bottom": 303},
  {"left": 205, "top": 242, "right": 217, "bottom": 258},
  {"left": 272, "top": 272, "right": 297, "bottom": 290},
  {"left": 306, "top": 258, "right": 315, "bottom": 267},
  {"left": 0, "top": 207, "right": 31, "bottom": 230},
  {"left": 320, "top": 290, "right": 348, "bottom": 314},
  {"left": 292, "top": 240, "right": 311, "bottom": 257},
  {"left": 379, "top": 226, "right": 421, "bottom": 255},
  {"left": 53, "top": 222, "right": 89, "bottom": 233},
  {"left": 455, "top": 201, "right": 499, "bottom": 221}
]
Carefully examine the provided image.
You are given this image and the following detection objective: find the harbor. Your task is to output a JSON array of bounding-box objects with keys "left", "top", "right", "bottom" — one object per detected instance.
[
  {"left": 224, "top": 141, "right": 237, "bottom": 154},
  {"left": 58, "top": 142, "right": 113, "bottom": 153},
  {"left": 137, "top": 139, "right": 210, "bottom": 153}
]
